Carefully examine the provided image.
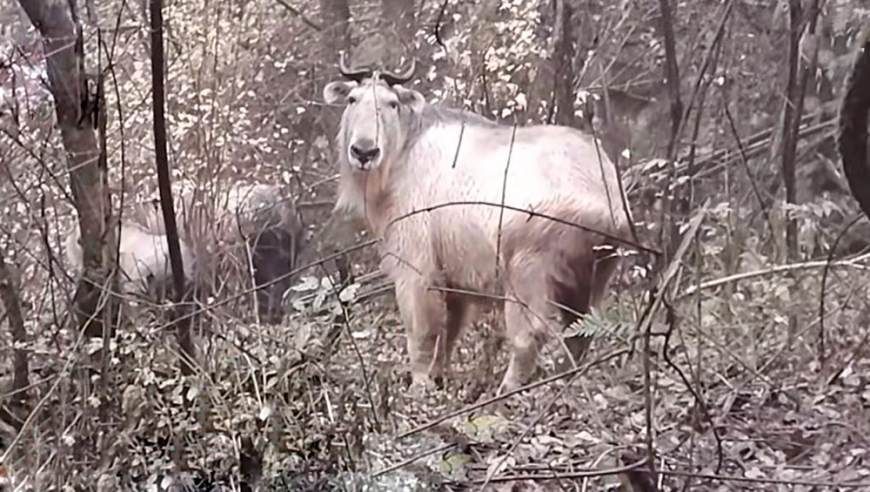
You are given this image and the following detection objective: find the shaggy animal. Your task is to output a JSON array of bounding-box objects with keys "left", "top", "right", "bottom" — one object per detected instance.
[
  {"left": 224, "top": 184, "right": 304, "bottom": 324},
  {"left": 323, "top": 56, "right": 634, "bottom": 393},
  {"left": 65, "top": 221, "right": 195, "bottom": 299},
  {"left": 139, "top": 184, "right": 303, "bottom": 324}
]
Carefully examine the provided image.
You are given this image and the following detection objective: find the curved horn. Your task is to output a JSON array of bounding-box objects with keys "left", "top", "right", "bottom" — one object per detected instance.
[
  {"left": 380, "top": 57, "right": 416, "bottom": 86},
  {"left": 338, "top": 51, "right": 373, "bottom": 83}
]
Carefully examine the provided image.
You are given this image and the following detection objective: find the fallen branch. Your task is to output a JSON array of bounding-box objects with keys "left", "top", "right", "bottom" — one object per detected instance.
[
  {"left": 655, "top": 468, "right": 870, "bottom": 488},
  {"left": 471, "top": 457, "right": 650, "bottom": 484},
  {"left": 370, "top": 442, "right": 457, "bottom": 479},
  {"left": 466, "top": 465, "right": 870, "bottom": 489},
  {"left": 680, "top": 251, "right": 870, "bottom": 298}
]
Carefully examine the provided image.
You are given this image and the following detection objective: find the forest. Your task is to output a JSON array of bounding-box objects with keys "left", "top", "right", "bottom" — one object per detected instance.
[{"left": 1, "top": 0, "right": 870, "bottom": 490}]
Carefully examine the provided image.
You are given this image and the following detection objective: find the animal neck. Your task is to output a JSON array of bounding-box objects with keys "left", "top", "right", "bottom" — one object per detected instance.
[{"left": 336, "top": 162, "right": 398, "bottom": 237}]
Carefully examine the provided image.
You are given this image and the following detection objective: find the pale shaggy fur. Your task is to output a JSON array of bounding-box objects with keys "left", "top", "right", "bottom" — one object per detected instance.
[
  {"left": 139, "top": 184, "right": 297, "bottom": 240},
  {"left": 65, "top": 221, "right": 194, "bottom": 298},
  {"left": 65, "top": 184, "right": 299, "bottom": 306},
  {"left": 116, "top": 183, "right": 304, "bottom": 324},
  {"left": 324, "top": 78, "right": 634, "bottom": 393}
]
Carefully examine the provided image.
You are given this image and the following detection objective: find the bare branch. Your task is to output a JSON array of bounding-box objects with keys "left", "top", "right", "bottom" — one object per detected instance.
[{"left": 274, "top": 0, "right": 322, "bottom": 31}]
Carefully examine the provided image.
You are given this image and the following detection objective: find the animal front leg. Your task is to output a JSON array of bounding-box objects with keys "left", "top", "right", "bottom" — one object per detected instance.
[
  {"left": 499, "top": 302, "right": 543, "bottom": 394},
  {"left": 499, "top": 258, "right": 552, "bottom": 394},
  {"left": 395, "top": 279, "right": 447, "bottom": 388},
  {"left": 433, "top": 294, "right": 471, "bottom": 380}
]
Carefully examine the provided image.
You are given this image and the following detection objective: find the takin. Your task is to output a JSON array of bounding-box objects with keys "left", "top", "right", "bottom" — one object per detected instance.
[
  {"left": 65, "top": 219, "right": 195, "bottom": 300},
  {"left": 323, "top": 56, "right": 634, "bottom": 393},
  {"left": 138, "top": 183, "right": 304, "bottom": 324}
]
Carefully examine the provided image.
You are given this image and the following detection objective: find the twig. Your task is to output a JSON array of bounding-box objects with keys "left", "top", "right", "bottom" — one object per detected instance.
[
  {"left": 386, "top": 201, "right": 660, "bottom": 256},
  {"left": 370, "top": 442, "right": 457, "bottom": 479},
  {"left": 0, "top": 282, "right": 112, "bottom": 464},
  {"left": 655, "top": 113, "right": 836, "bottom": 188},
  {"left": 471, "top": 457, "right": 650, "bottom": 484},
  {"left": 661, "top": 299, "right": 724, "bottom": 473},
  {"left": 273, "top": 0, "right": 322, "bottom": 31},
  {"left": 317, "top": 263, "right": 381, "bottom": 431},
  {"left": 434, "top": 0, "right": 449, "bottom": 51},
  {"left": 494, "top": 123, "right": 518, "bottom": 274},
  {"left": 680, "top": 252, "right": 870, "bottom": 298},
  {"left": 723, "top": 103, "right": 774, "bottom": 238},
  {"left": 635, "top": 203, "right": 707, "bottom": 470}
]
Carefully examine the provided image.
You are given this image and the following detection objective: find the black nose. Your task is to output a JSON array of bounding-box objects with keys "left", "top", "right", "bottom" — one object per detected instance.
[{"left": 350, "top": 143, "right": 380, "bottom": 164}]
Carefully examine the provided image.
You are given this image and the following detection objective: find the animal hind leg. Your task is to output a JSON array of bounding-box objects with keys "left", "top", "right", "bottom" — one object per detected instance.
[
  {"left": 557, "top": 250, "right": 595, "bottom": 367},
  {"left": 558, "top": 242, "right": 621, "bottom": 369},
  {"left": 589, "top": 243, "right": 621, "bottom": 308}
]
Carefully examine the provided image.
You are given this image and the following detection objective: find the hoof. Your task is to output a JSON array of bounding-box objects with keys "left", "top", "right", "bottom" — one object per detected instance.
[
  {"left": 497, "top": 367, "right": 539, "bottom": 396},
  {"left": 496, "top": 376, "right": 522, "bottom": 396},
  {"left": 408, "top": 377, "right": 438, "bottom": 398},
  {"left": 408, "top": 370, "right": 438, "bottom": 391}
]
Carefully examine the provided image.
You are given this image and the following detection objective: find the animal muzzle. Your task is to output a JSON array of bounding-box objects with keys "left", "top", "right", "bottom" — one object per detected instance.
[{"left": 349, "top": 138, "right": 381, "bottom": 169}]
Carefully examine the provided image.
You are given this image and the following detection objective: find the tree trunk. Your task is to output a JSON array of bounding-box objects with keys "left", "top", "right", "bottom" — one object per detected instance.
[
  {"left": 550, "top": 0, "right": 576, "bottom": 128},
  {"left": 318, "top": 0, "right": 351, "bottom": 138},
  {"left": 381, "top": 0, "right": 416, "bottom": 44},
  {"left": 658, "top": 0, "right": 682, "bottom": 160},
  {"left": 17, "top": 0, "right": 115, "bottom": 338},
  {"left": 781, "top": 0, "right": 821, "bottom": 343},
  {"left": 316, "top": 0, "right": 354, "bottom": 307},
  {"left": 837, "top": 25, "right": 870, "bottom": 222},
  {"left": 656, "top": 0, "right": 685, "bottom": 263},
  {"left": 150, "top": 0, "right": 196, "bottom": 374},
  {"left": 0, "top": 248, "right": 28, "bottom": 422},
  {"left": 782, "top": 0, "right": 802, "bottom": 341},
  {"left": 781, "top": 0, "right": 820, "bottom": 263},
  {"left": 320, "top": 0, "right": 351, "bottom": 59}
]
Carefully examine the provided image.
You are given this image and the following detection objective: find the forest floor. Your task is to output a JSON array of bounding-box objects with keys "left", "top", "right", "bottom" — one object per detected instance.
[
  {"left": 227, "top": 263, "right": 870, "bottom": 492},
  {"left": 6, "top": 246, "right": 870, "bottom": 492}
]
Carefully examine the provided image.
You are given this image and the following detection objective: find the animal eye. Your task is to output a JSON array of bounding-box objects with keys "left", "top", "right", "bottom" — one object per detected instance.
[
  {"left": 348, "top": 96, "right": 357, "bottom": 104},
  {"left": 389, "top": 101, "right": 399, "bottom": 110}
]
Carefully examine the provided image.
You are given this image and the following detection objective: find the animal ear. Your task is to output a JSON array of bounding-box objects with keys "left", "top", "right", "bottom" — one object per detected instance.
[
  {"left": 323, "top": 81, "right": 356, "bottom": 104},
  {"left": 394, "top": 86, "right": 425, "bottom": 112}
]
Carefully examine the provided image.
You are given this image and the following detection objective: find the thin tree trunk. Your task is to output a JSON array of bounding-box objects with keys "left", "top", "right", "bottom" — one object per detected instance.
[
  {"left": 315, "top": 0, "right": 353, "bottom": 307},
  {"left": 381, "top": 0, "right": 416, "bottom": 43},
  {"left": 659, "top": 0, "right": 682, "bottom": 160},
  {"left": 320, "top": 0, "right": 351, "bottom": 59},
  {"left": 781, "top": 0, "right": 806, "bottom": 263},
  {"left": 318, "top": 0, "right": 351, "bottom": 140},
  {"left": 781, "top": 0, "right": 820, "bottom": 343},
  {"left": 149, "top": 0, "right": 195, "bottom": 374},
  {"left": 550, "top": 0, "right": 576, "bottom": 128},
  {"left": 656, "top": 0, "right": 685, "bottom": 263},
  {"left": 0, "top": 248, "right": 28, "bottom": 418},
  {"left": 654, "top": 0, "right": 681, "bottom": 473},
  {"left": 838, "top": 26, "right": 870, "bottom": 222},
  {"left": 17, "top": 0, "right": 115, "bottom": 338}
]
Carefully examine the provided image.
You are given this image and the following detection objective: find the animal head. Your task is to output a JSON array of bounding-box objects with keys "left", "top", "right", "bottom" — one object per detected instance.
[
  {"left": 323, "top": 54, "right": 425, "bottom": 172},
  {"left": 250, "top": 225, "right": 300, "bottom": 324},
  {"left": 226, "top": 184, "right": 303, "bottom": 324}
]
